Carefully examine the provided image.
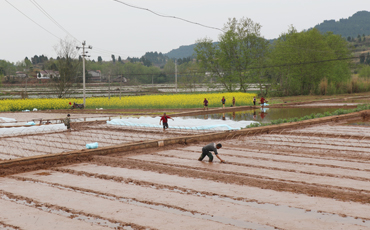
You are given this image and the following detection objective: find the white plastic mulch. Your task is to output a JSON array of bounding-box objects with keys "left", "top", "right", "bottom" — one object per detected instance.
[
  {"left": 107, "top": 116, "right": 258, "bottom": 131},
  {"left": 0, "top": 124, "right": 67, "bottom": 137}
]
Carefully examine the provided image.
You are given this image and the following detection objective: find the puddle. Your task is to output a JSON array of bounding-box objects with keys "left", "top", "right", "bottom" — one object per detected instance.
[
  {"left": 1, "top": 194, "right": 133, "bottom": 230},
  {"left": 187, "top": 107, "right": 340, "bottom": 123}
]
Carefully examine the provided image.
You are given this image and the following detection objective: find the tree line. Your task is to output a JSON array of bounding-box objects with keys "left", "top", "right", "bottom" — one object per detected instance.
[{"left": 2, "top": 15, "right": 370, "bottom": 97}]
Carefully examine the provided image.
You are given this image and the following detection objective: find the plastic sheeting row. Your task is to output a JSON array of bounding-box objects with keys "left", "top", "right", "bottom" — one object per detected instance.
[{"left": 107, "top": 118, "right": 258, "bottom": 131}]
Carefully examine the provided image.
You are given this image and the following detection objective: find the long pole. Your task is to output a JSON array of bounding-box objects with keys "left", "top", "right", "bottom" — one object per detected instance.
[
  {"left": 82, "top": 42, "right": 86, "bottom": 107},
  {"left": 175, "top": 59, "right": 177, "bottom": 93},
  {"left": 108, "top": 74, "right": 111, "bottom": 100}
]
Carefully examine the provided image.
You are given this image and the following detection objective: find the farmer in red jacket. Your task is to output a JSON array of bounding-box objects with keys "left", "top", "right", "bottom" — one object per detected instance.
[{"left": 159, "top": 113, "right": 174, "bottom": 131}]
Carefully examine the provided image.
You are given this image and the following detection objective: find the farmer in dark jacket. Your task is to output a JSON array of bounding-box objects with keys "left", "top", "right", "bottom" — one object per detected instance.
[
  {"left": 64, "top": 114, "right": 71, "bottom": 129},
  {"left": 198, "top": 143, "right": 225, "bottom": 163}
]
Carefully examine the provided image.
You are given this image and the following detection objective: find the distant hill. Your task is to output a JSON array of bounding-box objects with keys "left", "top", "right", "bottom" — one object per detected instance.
[
  {"left": 164, "top": 11, "right": 370, "bottom": 60},
  {"left": 313, "top": 11, "right": 370, "bottom": 38},
  {"left": 165, "top": 44, "right": 197, "bottom": 59}
]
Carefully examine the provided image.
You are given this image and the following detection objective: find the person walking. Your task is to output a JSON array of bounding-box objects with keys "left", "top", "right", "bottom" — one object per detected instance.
[
  {"left": 203, "top": 98, "right": 208, "bottom": 110},
  {"left": 253, "top": 96, "right": 256, "bottom": 106},
  {"left": 232, "top": 97, "right": 236, "bottom": 107},
  {"left": 198, "top": 143, "right": 225, "bottom": 163},
  {"left": 260, "top": 96, "right": 266, "bottom": 108},
  {"left": 159, "top": 113, "right": 174, "bottom": 131},
  {"left": 64, "top": 114, "right": 71, "bottom": 130},
  {"left": 221, "top": 96, "right": 226, "bottom": 108}
]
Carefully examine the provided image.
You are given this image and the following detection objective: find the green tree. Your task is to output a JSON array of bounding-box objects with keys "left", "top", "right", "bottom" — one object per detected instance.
[
  {"left": 111, "top": 54, "right": 116, "bottom": 63},
  {"left": 0, "top": 60, "right": 16, "bottom": 78},
  {"left": 359, "top": 66, "right": 370, "bottom": 78},
  {"left": 98, "top": 56, "right": 102, "bottom": 63},
  {"left": 195, "top": 17, "right": 268, "bottom": 92},
  {"left": 178, "top": 61, "right": 204, "bottom": 92},
  {"left": 269, "top": 27, "right": 351, "bottom": 95},
  {"left": 0, "top": 73, "right": 3, "bottom": 87}
]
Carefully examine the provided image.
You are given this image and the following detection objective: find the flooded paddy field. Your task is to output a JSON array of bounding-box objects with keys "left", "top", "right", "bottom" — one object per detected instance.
[
  {"left": 187, "top": 107, "right": 340, "bottom": 123},
  {"left": 2, "top": 106, "right": 370, "bottom": 229}
]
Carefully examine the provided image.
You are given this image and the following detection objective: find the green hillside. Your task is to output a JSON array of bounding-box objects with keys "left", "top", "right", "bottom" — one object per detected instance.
[
  {"left": 313, "top": 11, "right": 370, "bottom": 38},
  {"left": 165, "top": 44, "right": 197, "bottom": 59}
]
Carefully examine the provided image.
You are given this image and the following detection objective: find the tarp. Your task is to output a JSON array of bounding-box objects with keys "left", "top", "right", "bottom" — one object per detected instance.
[
  {"left": 0, "top": 124, "right": 67, "bottom": 137},
  {"left": 107, "top": 116, "right": 259, "bottom": 131},
  {"left": 0, "top": 117, "right": 17, "bottom": 123}
]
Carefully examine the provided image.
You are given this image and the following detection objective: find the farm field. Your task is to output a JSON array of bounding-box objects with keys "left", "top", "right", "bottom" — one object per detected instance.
[
  {"left": 0, "top": 92, "right": 256, "bottom": 112},
  {"left": 2, "top": 108, "right": 370, "bottom": 229}
]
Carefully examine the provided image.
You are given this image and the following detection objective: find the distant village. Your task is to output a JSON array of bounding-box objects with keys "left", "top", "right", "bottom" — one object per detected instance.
[{"left": 4, "top": 69, "right": 128, "bottom": 84}]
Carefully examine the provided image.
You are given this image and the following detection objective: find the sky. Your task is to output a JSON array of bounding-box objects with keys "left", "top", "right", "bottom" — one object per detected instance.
[{"left": 1, "top": 0, "right": 369, "bottom": 63}]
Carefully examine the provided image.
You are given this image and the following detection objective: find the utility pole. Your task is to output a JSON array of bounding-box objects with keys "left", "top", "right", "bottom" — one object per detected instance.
[
  {"left": 108, "top": 74, "right": 111, "bottom": 100},
  {"left": 175, "top": 59, "right": 177, "bottom": 93},
  {"left": 76, "top": 41, "right": 92, "bottom": 107},
  {"left": 119, "top": 75, "right": 122, "bottom": 100}
]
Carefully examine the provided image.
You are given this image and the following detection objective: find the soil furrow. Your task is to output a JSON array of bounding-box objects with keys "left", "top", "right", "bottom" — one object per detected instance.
[
  {"left": 11, "top": 173, "right": 281, "bottom": 230},
  {"left": 0, "top": 178, "right": 241, "bottom": 230},
  {"left": 0, "top": 194, "right": 110, "bottom": 230},
  {"left": 0, "top": 221, "right": 21, "bottom": 230},
  {"left": 58, "top": 162, "right": 370, "bottom": 220},
  {"left": 180, "top": 146, "right": 370, "bottom": 172},
  {"left": 84, "top": 158, "right": 370, "bottom": 203},
  {"left": 157, "top": 150, "right": 370, "bottom": 180},
  {"left": 128, "top": 154, "right": 370, "bottom": 192}
]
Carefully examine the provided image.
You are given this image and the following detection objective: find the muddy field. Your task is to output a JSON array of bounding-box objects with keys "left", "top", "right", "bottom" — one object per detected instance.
[{"left": 2, "top": 110, "right": 370, "bottom": 229}]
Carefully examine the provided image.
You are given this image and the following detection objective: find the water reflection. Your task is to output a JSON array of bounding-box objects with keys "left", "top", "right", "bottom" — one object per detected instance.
[{"left": 187, "top": 107, "right": 340, "bottom": 123}]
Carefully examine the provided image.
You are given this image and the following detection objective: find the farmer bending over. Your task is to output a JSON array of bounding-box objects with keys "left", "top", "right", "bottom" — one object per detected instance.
[
  {"left": 198, "top": 143, "right": 225, "bottom": 163},
  {"left": 159, "top": 113, "right": 174, "bottom": 131}
]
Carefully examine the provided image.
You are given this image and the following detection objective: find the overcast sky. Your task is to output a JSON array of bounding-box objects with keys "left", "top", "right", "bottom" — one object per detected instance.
[{"left": 1, "top": 0, "right": 369, "bottom": 63}]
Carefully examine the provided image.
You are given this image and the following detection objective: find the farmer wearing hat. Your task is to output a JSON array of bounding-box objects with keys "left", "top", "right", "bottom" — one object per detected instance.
[{"left": 64, "top": 114, "right": 71, "bottom": 129}]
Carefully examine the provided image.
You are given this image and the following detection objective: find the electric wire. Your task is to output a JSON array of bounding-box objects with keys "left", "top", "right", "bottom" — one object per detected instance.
[
  {"left": 111, "top": 0, "right": 224, "bottom": 32},
  {"left": 29, "top": 0, "right": 81, "bottom": 43},
  {"left": 4, "top": 0, "right": 61, "bottom": 40}
]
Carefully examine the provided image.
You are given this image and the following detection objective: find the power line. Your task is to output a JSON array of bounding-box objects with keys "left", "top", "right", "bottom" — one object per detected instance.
[
  {"left": 5, "top": 0, "right": 61, "bottom": 40},
  {"left": 111, "top": 0, "right": 224, "bottom": 32},
  {"left": 29, "top": 0, "right": 81, "bottom": 43}
]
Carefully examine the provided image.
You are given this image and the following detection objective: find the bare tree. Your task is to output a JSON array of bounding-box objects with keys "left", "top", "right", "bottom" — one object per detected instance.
[{"left": 52, "top": 37, "right": 81, "bottom": 98}]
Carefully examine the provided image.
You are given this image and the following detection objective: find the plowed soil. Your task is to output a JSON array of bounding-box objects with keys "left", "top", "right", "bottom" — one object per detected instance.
[{"left": 2, "top": 111, "right": 370, "bottom": 229}]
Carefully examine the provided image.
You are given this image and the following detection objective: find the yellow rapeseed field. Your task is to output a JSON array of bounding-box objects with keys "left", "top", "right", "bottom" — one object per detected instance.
[{"left": 0, "top": 92, "right": 257, "bottom": 111}]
